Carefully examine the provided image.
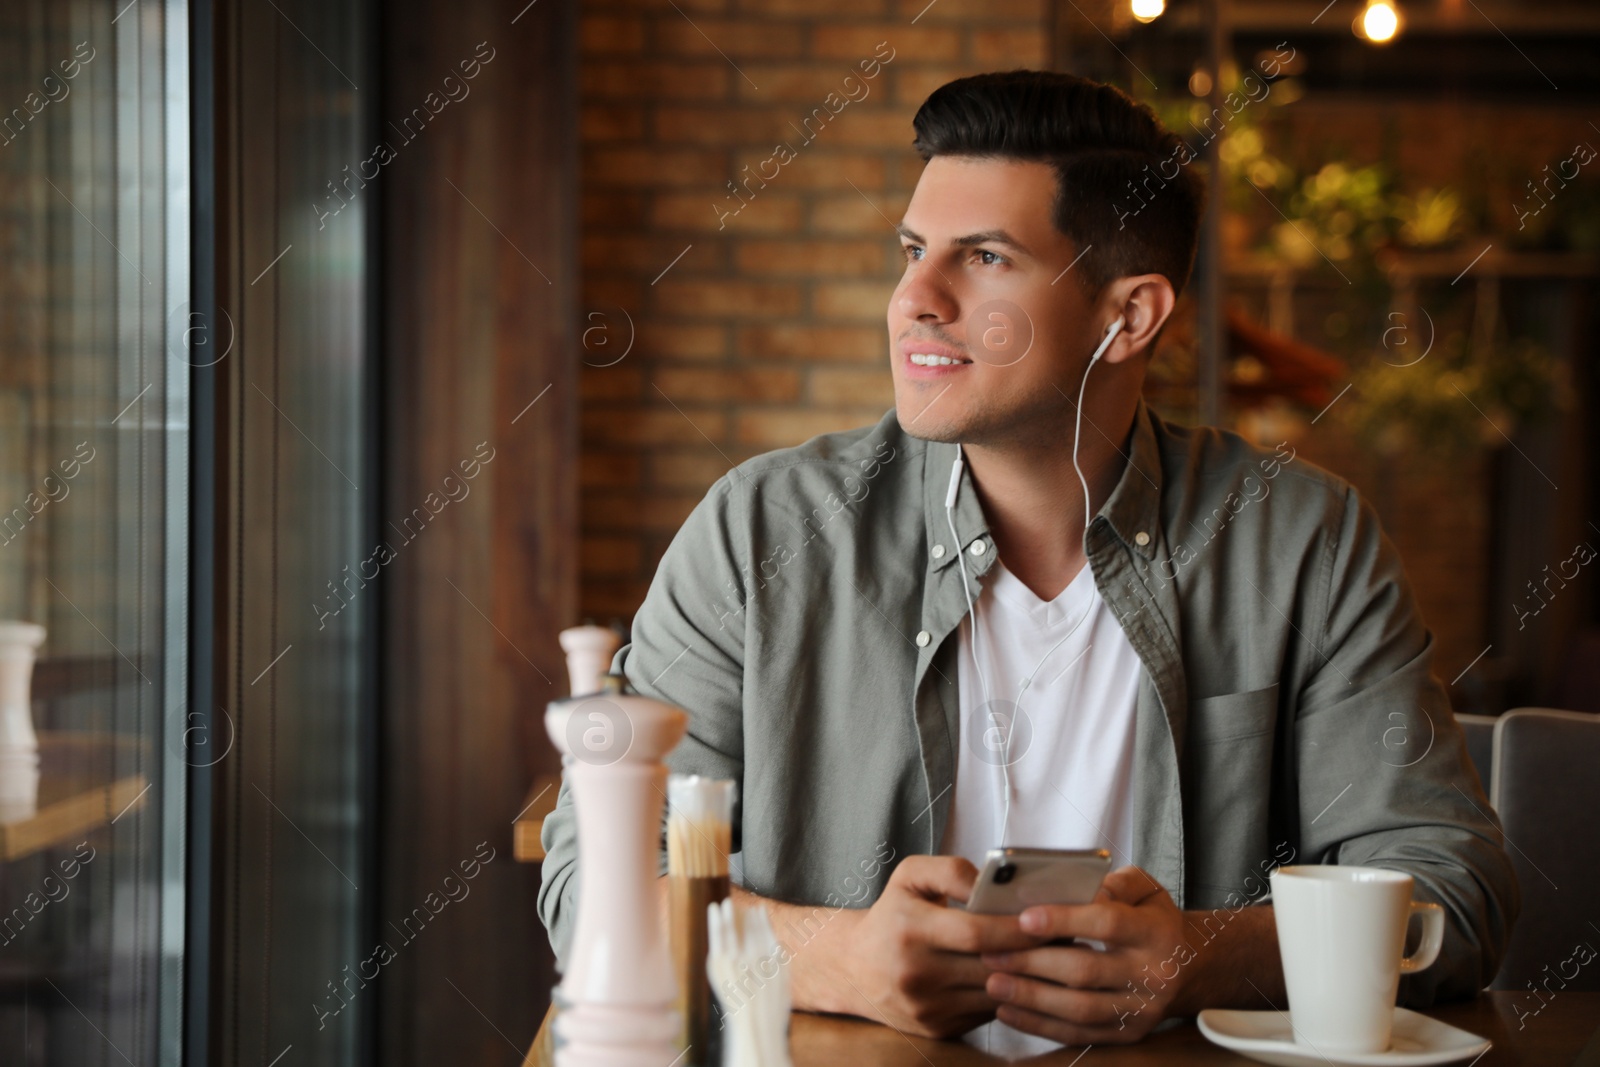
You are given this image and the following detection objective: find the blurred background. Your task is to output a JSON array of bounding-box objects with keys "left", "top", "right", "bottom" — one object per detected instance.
[{"left": 0, "top": 0, "right": 1592, "bottom": 1064}]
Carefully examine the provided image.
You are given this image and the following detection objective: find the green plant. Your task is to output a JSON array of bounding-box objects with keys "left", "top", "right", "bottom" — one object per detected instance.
[{"left": 1339, "top": 333, "right": 1564, "bottom": 458}]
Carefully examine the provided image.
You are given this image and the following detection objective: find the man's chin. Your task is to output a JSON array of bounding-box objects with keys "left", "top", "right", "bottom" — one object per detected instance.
[{"left": 893, "top": 403, "right": 961, "bottom": 443}]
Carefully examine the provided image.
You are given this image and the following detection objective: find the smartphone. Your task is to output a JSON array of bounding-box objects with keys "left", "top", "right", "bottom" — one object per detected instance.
[{"left": 964, "top": 847, "right": 1112, "bottom": 915}]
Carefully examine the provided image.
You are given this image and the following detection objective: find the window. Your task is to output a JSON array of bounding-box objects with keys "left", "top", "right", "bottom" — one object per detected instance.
[{"left": 0, "top": 1, "right": 189, "bottom": 1061}]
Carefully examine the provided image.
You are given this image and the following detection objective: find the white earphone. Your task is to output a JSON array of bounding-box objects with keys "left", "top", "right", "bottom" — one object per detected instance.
[
  {"left": 944, "top": 315, "right": 1126, "bottom": 846},
  {"left": 1073, "top": 316, "right": 1125, "bottom": 536}
]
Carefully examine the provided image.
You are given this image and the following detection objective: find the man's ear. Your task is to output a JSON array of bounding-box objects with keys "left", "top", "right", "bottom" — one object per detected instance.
[{"left": 1099, "top": 274, "right": 1176, "bottom": 364}]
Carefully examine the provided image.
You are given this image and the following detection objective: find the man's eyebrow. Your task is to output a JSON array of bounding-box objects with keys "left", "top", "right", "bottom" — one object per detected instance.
[{"left": 894, "top": 223, "right": 1033, "bottom": 257}]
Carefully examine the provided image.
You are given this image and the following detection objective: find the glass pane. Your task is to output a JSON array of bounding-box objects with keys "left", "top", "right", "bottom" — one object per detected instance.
[{"left": 0, "top": 1, "right": 187, "bottom": 1064}]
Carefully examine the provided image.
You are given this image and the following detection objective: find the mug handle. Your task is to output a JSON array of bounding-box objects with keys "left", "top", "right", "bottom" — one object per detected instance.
[{"left": 1399, "top": 901, "right": 1445, "bottom": 973}]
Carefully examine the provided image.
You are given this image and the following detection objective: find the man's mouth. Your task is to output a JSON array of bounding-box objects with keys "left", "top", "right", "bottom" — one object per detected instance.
[{"left": 906, "top": 351, "right": 973, "bottom": 367}]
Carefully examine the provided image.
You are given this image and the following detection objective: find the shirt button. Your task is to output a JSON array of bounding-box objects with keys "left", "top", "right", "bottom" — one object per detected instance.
[
  {"left": 916, "top": 631, "right": 931, "bottom": 647},
  {"left": 1135, "top": 531, "right": 1151, "bottom": 547},
  {"left": 931, "top": 544, "right": 945, "bottom": 559},
  {"left": 969, "top": 539, "right": 987, "bottom": 556}
]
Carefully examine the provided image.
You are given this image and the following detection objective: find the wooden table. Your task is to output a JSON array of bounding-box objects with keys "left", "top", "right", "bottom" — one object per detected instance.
[
  {"left": 525, "top": 992, "right": 1600, "bottom": 1066},
  {"left": 0, "top": 733, "right": 149, "bottom": 862}
]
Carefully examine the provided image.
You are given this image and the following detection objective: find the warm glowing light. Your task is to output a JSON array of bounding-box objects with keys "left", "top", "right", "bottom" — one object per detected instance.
[
  {"left": 1131, "top": 0, "right": 1165, "bottom": 23},
  {"left": 1356, "top": 0, "right": 1402, "bottom": 43}
]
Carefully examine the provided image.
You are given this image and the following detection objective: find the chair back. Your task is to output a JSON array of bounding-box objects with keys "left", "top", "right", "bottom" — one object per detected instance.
[
  {"left": 1488, "top": 708, "right": 1600, "bottom": 992},
  {"left": 1454, "top": 713, "right": 1496, "bottom": 794}
]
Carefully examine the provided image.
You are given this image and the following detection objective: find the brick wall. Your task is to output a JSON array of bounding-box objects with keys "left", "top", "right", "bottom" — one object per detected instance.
[{"left": 577, "top": 0, "right": 1049, "bottom": 621}]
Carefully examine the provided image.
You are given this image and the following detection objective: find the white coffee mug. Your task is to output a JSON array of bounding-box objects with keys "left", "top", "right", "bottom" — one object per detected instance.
[{"left": 1269, "top": 865, "right": 1444, "bottom": 1055}]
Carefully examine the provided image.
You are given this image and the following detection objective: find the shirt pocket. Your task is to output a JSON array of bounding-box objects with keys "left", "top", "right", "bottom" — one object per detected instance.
[
  {"left": 1184, "top": 684, "right": 1281, "bottom": 892},
  {"left": 1187, "top": 683, "right": 1280, "bottom": 746}
]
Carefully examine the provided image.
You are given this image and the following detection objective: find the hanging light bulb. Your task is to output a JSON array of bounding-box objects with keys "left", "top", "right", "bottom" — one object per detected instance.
[
  {"left": 1354, "top": 0, "right": 1403, "bottom": 43},
  {"left": 1131, "top": 0, "right": 1165, "bottom": 23}
]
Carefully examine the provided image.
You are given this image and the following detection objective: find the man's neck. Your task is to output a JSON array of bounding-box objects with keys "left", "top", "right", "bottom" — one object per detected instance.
[{"left": 961, "top": 403, "right": 1137, "bottom": 602}]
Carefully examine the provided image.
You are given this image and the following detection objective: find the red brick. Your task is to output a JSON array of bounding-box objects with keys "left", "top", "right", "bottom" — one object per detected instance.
[
  {"left": 808, "top": 191, "right": 909, "bottom": 235},
  {"left": 583, "top": 277, "right": 645, "bottom": 311},
  {"left": 971, "top": 28, "right": 1048, "bottom": 66},
  {"left": 813, "top": 281, "right": 897, "bottom": 320},
  {"left": 582, "top": 406, "right": 728, "bottom": 445},
  {"left": 891, "top": 0, "right": 1045, "bottom": 21},
  {"left": 812, "top": 26, "right": 962, "bottom": 63},
  {"left": 735, "top": 238, "right": 886, "bottom": 277},
  {"left": 582, "top": 536, "right": 644, "bottom": 576},
  {"left": 581, "top": 15, "right": 647, "bottom": 53},
  {"left": 652, "top": 191, "right": 804, "bottom": 234},
  {"left": 734, "top": 65, "right": 885, "bottom": 103},
  {"left": 642, "top": 323, "right": 729, "bottom": 360},
  {"left": 654, "top": 106, "right": 795, "bottom": 145},
  {"left": 733, "top": 408, "right": 879, "bottom": 447},
  {"left": 737, "top": 324, "right": 884, "bottom": 362},
  {"left": 653, "top": 280, "right": 803, "bottom": 318},
  {"left": 582, "top": 190, "right": 650, "bottom": 228},
  {"left": 579, "top": 366, "right": 645, "bottom": 401},
  {"left": 649, "top": 450, "right": 739, "bottom": 489},
  {"left": 732, "top": 150, "right": 886, "bottom": 190},
  {"left": 582, "top": 61, "right": 730, "bottom": 101},
  {"left": 653, "top": 366, "right": 804, "bottom": 403},
  {"left": 737, "top": 0, "right": 887, "bottom": 13},
  {"left": 588, "top": 490, "right": 705, "bottom": 531},
  {"left": 809, "top": 367, "right": 895, "bottom": 407},
  {"left": 580, "top": 104, "right": 647, "bottom": 141},
  {"left": 599, "top": 0, "right": 728, "bottom": 16},
  {"left": 893, "top": 66, "right": 994, "bottom": 107},
  {"left": 653, "top": 18, "right": 807, "bottom": 58},
  {"left": 587, "top": 147, "right": 729, "bottom": 186},
  {"left": 802, "top": 109, "right": 916, "bottom": 148},
  {"left": 581, "top": 452, "right": 643, "bottom": 489},
  {"left": 582, "top": 580, "right": 652, "bottom": 624},
  {"left": 584, "top": 234, "right": 719, "bottom": 273}
]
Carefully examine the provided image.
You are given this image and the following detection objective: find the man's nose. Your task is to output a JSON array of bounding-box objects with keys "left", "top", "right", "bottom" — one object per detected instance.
[{"left": 896, "top": 263, "right": 960, "bottom": 326}]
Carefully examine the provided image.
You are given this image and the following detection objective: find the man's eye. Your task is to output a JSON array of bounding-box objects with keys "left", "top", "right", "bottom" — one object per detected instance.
[
  {"left": 977, "top": 249, "right": 1007, "bottom": 266},
  {"left": 901, "top": 245, "right": 923, "bottom": 262}
]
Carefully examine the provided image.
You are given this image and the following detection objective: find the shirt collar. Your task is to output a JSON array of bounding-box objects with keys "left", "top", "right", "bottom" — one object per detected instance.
[
  {"left": 1101, "top": 400, "right": 1165, "bottom": 562},
  {"left": 919, "top": 399, "right": 1165, "bottom": 569}
]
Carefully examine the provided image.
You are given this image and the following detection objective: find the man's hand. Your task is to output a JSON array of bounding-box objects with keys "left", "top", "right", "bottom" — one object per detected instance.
[
  {"left": 978, "top": 866, "right": 1284, "bottom": 1045},
  {"left": 788, "top": 855, "right": 1040, "bottom": 1039}
]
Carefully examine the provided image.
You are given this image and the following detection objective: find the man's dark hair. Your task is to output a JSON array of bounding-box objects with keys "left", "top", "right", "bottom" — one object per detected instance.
[{"left": 912, "top": 70, "right": 1205, "bottom": 299}]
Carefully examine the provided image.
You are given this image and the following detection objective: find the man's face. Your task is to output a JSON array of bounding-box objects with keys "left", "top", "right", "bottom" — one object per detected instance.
[{"left": 889, "top": 155, "right": 1102, "bottom": 447}]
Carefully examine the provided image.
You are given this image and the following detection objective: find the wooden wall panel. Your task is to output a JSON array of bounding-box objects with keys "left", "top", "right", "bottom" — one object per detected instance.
[
  {"left": 206, "top": 0, "right": 378, "bottom": 1064},
  {"left": 381, "top": 0, "right": 578, "bottom": 1063}
]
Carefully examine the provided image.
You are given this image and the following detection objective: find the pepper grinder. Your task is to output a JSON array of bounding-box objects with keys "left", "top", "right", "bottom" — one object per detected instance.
[
  {"left": 546, "top": 671, "right": 687, "bottom": 1067},
  {"left": 558, "top": 624, "right": 622, "bottom": 698},
  {"left": 0, "top": 621, "right": 46, "bottom": 824}
]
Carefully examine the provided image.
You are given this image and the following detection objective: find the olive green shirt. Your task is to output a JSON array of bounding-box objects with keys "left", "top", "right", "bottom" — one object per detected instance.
[{"left": 539, "top": 402, "right": 1518, "bottom": 1007}]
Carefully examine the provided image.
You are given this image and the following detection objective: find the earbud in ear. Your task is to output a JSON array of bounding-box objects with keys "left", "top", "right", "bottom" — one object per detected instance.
[{"left": 1089, "top": 317, "right": 1126, "bottom": 364}]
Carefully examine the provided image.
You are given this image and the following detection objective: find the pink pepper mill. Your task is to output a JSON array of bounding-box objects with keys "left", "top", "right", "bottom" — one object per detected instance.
[{"left": 546, "top": 651, "right": 687, "bottom": 1067}]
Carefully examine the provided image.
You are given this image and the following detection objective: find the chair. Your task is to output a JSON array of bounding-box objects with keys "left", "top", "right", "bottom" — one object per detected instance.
[
  {"left": 1487, "top": 708, "right": 1600, "bottom": 992},
  {"left": 1453, "top": 713, "right": 1495, "bottom": 795}
]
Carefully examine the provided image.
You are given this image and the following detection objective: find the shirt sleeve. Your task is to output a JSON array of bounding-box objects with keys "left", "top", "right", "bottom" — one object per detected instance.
[
  {"left": 1293, "top": 485, "right": 1520, "bottom": 1005},
  {"left": 537, "top": 473, "right": 750, "bottom": 968}
]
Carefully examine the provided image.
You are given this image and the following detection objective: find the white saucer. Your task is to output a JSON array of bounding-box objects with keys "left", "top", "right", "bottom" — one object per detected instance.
[{"left": 1196, "top": 1007, "right": 1491, "bottom": 1066}]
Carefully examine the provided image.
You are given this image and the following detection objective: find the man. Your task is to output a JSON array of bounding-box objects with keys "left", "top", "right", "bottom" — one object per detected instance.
[{"left": 539, "top": 70, "right": 1518, "bottom": 1052}]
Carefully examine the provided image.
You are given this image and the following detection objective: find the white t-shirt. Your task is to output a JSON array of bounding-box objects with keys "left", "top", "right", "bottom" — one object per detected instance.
[{"left": 940, "top": 557, "right": 1143, "bottom": 1059}]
